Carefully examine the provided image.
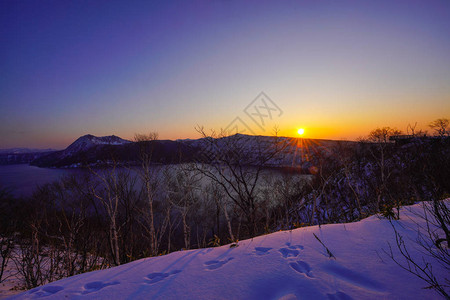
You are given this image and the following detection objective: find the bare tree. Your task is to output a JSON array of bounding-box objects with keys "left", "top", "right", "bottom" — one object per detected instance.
[
  {"left": 429, "top": 118, "right": 449, "bottom": 137},
  {"left": 308, "top": 150, "right": 336, "bottom": 225},
  {"left": 44, "top": 177, "right": 99, "bottom": 276},
  {"left": 165, "top": 166, "right": 202, "bottom": 249},
  {"left": 407, "top": 122, "right": 427, "bottom": 137},
  {"left": 191, "top": 127, "right": 286, "bottom": 237},
  {"left": 271, "top": 173, "right": 308, "bottom": 229},
  {"left": 205, "top": 182, "right": 236, "bottom": 243},
  {"left": 14, "top": 227, "right": 45, "bottom": 289},
  {"left": 6, "top": 178, "right": 106, "bottom": 289},
  {"left": 11, "top": 196, "right": 62, "bottom": 289},
  {"left": 367, "top": 127, "right": 402, "bottom": 213},
  {"left": 0, "top": 237, "right": 13, "bottom": 283},
  {"left": 134, "top": 133, "right": 162, "bottom": 256},
  {"left": 386, "top": 200, "right": 449, "bottom": 299},
  {"left": 0, "top": 188, "right": 15, "bottom": 284},
  {"left": 90, "top": 165, "right": 124, "bottom": 266}
]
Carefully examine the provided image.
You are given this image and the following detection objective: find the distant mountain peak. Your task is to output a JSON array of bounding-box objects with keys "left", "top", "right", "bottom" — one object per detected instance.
[
  {"left": 63, "top": 134, "right": 131, "bottom": 156},
  {"left": 76, "top": 134, "right": 130, "bottom": 144}
]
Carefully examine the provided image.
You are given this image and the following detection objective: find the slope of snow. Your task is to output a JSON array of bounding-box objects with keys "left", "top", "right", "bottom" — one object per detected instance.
[{"left": 10, "top": 202, "right": 447, "bottom": 299}]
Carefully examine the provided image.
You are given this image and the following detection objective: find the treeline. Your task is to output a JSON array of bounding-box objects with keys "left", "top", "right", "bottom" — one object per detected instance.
[
  {"left": 0, "top": 120, "right": 449, "bottom": 290},
  {"left": 304, "top": 127, "right": 450, "bottom": 224}
]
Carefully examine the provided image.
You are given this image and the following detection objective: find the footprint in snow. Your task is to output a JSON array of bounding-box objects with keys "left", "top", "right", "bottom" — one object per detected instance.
[
  {"left": 289, "top": 260, "right": 314, "bottom": 278},
  {"left": 30, "top": 285, "right": 64, "bottom": 297},
  {"left": 278, "top": 242, "right": 305, "bottom": 258},
  {"left": 42, "top": 286, "right": 64, "bottom": 294},
  {"left": 204, "top": 257, "right": 234, "bottom": 270},
  {"left": 278, "top": 247, "right": 300, "bottom": 258},
  {"left": 278, "top": 293, "right": 298, "bottom": 300},
  {"left": 145, "top": 269, "right": 181, "bottom": 284},
  {"left": 286, "top": 242, "right": 304, "bottom": 250},
  {"left": 254, "top": 247, "right": 272, "bottom": 255},
  {"left": 83, "top": 281, "right": 120, "bottom": 294},
  {"left": 326, "top": 291, "right": 354, "bottom": 300}
]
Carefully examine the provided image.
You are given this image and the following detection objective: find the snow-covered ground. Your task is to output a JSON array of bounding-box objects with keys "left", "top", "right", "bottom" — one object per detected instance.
[{"left": 7, "top": 202, "right": 448, "bottom": 299}]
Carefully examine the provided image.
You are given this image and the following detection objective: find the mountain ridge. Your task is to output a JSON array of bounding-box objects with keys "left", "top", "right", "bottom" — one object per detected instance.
[{"left": 19, "top": 133, "right": 358, "bottom": 169}]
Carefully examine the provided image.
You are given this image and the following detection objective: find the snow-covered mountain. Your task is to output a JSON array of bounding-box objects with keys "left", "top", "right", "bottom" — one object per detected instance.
[
  {"left": 29, "top": 135, "right": 133, "bottom": 168},
  {"left": 30, "top": 134, "right": 194, "bottom": 168},
  {"left": 9, "top": 202, "right": 447, "bottom": 299},
  {"left": 63, "top": 134, "right": 131, "bottom": 156}
]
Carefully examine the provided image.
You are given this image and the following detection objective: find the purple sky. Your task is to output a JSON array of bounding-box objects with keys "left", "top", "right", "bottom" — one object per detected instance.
[{"left": 1, "top": 0, "right": 449, "bottom": 149}]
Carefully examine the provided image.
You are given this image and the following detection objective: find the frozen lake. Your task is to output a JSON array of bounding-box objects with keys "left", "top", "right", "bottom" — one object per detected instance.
[
  {"left": 0, "top": 164, "right": 86, "bottom": 197},
  {"left": 0, "top": 164, "right": 310, "bottom": 198}
]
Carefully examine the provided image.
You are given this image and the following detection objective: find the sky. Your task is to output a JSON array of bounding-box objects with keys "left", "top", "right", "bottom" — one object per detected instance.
[{"left": 1, "top": 0, "right": 450, "bottom": 149}]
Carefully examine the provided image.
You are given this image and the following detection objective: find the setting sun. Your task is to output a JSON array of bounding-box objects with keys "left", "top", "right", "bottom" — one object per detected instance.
[{"left": 297, "top": 128, "right": 305, "bottom": 135}]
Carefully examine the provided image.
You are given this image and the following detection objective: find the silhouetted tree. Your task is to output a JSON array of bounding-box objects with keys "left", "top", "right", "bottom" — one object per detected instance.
[
  {"left": 134, "top": 133, "right": 165, "bottom": 256},
  {"left": 367, "top": 127, "right": 402, "bottom": 213},
  {"left": 429, "top": 118, "right": 449, "bottom": 137},
  {"left": 386, "top": 199, "right": 449, "bottom": 299},
  {"left": 192, "top": 127, "right": 287, "bottom": 237}
]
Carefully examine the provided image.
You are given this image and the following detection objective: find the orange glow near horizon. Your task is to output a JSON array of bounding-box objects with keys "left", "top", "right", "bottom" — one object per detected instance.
[{"left": 33, "top": 109, "right": 448, "bottom": 150}]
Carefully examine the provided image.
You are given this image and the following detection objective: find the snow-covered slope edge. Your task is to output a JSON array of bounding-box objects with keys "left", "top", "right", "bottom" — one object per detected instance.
[{"left": 10, "top": 202, "right": 447, "bottom": 300}]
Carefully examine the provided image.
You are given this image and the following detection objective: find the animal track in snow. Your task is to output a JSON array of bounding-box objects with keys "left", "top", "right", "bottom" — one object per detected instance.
[
  {"left": 254, "top": 247, "right": 272, "bottom": 255},
  {"left": 30, "top": 285, "right": 64, "bottom": 297},
  {"left": 278, "top": 243, "right": 305, "bottom": 258},
  {"left": 326, "top": 291, "right": 354, "bottom": 300},
  {"left": 204, "top": 257, "right": 234, "bottom": 270},
  {"left": 278, "top": 247, "right": 300, "bottom": 258},
  {"left": 289, "top": 260, "right": 314, "bottom": 278},
  {"left": 278, "top": 293, "right": 298, "bottom": 300},
  {"left": 285, "top": 242, "right": 304, "bottom": 250},
  {"left": 42, "top": 286, "right": 64, "bottom": 294},
  {"left": 83, "top": 281, "right": 120, "bottom": 294},
  {"left": 145, "top": 270, "right": 181, "bottom": 284}
]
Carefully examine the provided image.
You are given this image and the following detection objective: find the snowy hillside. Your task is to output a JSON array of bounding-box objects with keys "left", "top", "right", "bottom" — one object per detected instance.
[
  {"left": 9, "top": 202, "right": 447, "bottom": 299},
  {"left": 63, "top": 134, "right": 131, "bottom": 156},
  {"left": 30, "top": 135, "right": 133, "bottom": 167}
]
